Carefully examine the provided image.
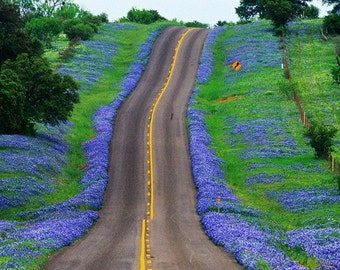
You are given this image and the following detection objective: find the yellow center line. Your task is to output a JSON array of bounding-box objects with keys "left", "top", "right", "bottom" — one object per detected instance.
[
  {"left": 149, "top": 28, "right": 193, "bottom": 220},
  {"left": 140, "top": 28, "right": 194, "bottom": 270}
]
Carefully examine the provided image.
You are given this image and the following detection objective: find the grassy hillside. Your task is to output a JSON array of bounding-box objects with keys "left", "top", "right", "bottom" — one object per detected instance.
[
  {"left": 0, "top": 22, "right": 164, "bottom": 269},
  {"left": 189, "top": 20, "right": 339, "bottom": 269},
  {"left": 0, "top": 20, "right": 339, "bottom": 269}
]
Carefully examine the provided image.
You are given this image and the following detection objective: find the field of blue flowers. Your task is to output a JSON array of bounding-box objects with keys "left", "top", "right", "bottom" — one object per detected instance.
[
  {"left": 0, "top": 23, "right": 163, "bottom": 269},
  {"left": 1, "top": 20, "right": 339, "bottom": 269},
  {"left": 188, "top": 20, "right": 339, "bottom": 269}
]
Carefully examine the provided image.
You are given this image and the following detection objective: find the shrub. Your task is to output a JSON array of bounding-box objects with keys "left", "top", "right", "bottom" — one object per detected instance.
[
  {"left": 323, "top": 14, "right": 340, "bottom": 34},
  {"left": 304, "top": 120, "right": 338, "bottom": 159},
  {"left": 331, "top": 65, "right": 340, "bottom": 84},
  {"left": 126, "top": 8, "right": 166, "bottom": 24},
  {"left": 185, "top": 21, "right": 209, "bottom": 28},
  {"left": 25, "top": 17, "right": 62, "bottom": 48},
  {"left": 64, "top": 22, "right": 95, "bottom": 40}
]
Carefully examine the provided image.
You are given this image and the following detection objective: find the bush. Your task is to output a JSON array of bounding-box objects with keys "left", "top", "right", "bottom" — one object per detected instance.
[
  {"left": 304, "top": 120, "right": 338, "bottom": 159},
  {"left": 185, "top": 21, "right": 209, "bottom": 28},
  {"left": 63, "top": 19, "right": 95, "bottom": 40},
  {"left": 323, "top": 14, "right": 340, "bottom": 34},
  {"left": 126, "top": 8, "right": 166, "bottom": 24},
  {"left": 25, "top": 17, "right": 62, "bottom": 47},
  {"left": 331, "top": 65, "right": 340, "bottom": 84}
]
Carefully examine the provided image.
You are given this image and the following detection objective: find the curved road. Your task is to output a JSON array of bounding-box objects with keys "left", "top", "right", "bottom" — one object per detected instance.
[{"left": 45, "top": 27, "right": 242, "bottom": 270}]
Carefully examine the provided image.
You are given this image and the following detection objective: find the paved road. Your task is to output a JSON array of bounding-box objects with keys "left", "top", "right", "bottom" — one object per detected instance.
[{"left": 45, "top": 27, "right": 242, "bottom": 270}]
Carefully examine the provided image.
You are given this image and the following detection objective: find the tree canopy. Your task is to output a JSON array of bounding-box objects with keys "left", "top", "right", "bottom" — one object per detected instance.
[
  {"left": 126, "top": 7, "right": 166, "bottom": 24},
  {"left": 236, "top": 0, "right": 313, "bottom": 28},
  {"left": 0, "top": 0, "right": 80, "bottom": 134},
  {"left": 322, "top": 0, "right": 340, "bottom": 14}
]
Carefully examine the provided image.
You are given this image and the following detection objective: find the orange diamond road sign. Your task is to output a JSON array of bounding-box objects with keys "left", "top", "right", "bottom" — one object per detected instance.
[{"left": 231, "top": 60, "right": 242, "bottom": 71}]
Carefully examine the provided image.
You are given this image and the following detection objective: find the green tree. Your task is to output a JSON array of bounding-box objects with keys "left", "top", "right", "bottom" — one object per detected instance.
[
  {"left": 322, "top": 0, "right": 340, "bottom": 14},
  {"left": 0, "top": 68, "right": 26, "bottom": 134},
  {"left": 185, "top": 21, "right": 209, "bottom": 28},
  {"left": 62, "top": 18, "right": 95, "bottom": 40},
  {"left": 236, "top": 0, "right": 267, "bottom": 21},
  {"left": 323, "top": 13, "right": 340, "bottom": 34},
  {"left": 127, "top": 7, "right": 166, "bottom": 24},
  {"left": 0, "top": 53, "right": 79, "bottom": 134},
  {"left": 236, "top": 0, "right": 312, "bottom": 26},
  {"left": 54, "top": 2, "right": 82, "bottom": 21},
  {"left": 303, "top": 4, "right": 319, "bottom": 18},
  {"left": 304, "top": 121, "right": 338, "bottom": 159},
  {"left": 0, "top": 0, "right": 43, "bottom": 64},
  {"left": 9, "top": 0, "right": 69, "bottom": 17},
  {"left": 25, "top": 17, "right": 62, "bottom": 47},
  {"left": 265, "top": 0, "right": 294, "bottom": 28}
]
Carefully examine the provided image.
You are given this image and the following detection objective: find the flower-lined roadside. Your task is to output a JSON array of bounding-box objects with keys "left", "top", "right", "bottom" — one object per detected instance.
[
  {"left": 0, "top": 23, "right": 162, "bottom": 269},
  {"left": 188, "top": 20, "right": 339, "bottom": 269}
]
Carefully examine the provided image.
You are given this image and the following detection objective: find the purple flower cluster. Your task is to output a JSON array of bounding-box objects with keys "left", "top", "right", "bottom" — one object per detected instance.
[
  {"left": 187, "top": 108, "right": 239, "bottom": 212},
  {"left": 267, "top": 187, "right": 340, "bottom": 212},
  {"left": 0, "top": 24, "right": 164, "bottom": 268},
  {"left": 0, "top": 177, "right": 54, "bottom": 209},
  {"left": 226, "top": 117, "right": 307, "bottom": 160},
  {"left": 196, "top": 26, "right": 225, "bottom": 84},
  {"left": 0, "top": 124, "right": 70, "bottom": 209},
  {"left": 188, "top": 21, "right": 340, "bottom": 269},
  {"left": 187, "top": 109, "right": 304, "bottom": 269},
  {"left": 58, "top": 25, "right": 118, "bottom": 91},
  {"left": 224, "top": 22, "right": 281, "bottom": 80},
  {"left": 286, "top": 226, "right": 340, "bottom": 269},
  {"left": 201, "top": 212, "right": 307, "bottom": 269},
  {"left": 245, "top": 172, "right": 283, "bottom": 184}
]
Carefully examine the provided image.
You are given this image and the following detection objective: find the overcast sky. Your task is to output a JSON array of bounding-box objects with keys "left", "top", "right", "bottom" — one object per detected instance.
[{"left": 73, "top": 0, "right": 331, "bottom": 26}]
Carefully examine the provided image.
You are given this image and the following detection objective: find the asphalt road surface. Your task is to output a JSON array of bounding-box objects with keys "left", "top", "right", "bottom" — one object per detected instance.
[{"left": 45, "top": 26, "right": 243, "bottom": 270}]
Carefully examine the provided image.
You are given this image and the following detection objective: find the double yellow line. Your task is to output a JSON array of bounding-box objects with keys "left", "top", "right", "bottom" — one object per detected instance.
[{"left": 140, "top": 28, "right": 194, "bottom": 270}]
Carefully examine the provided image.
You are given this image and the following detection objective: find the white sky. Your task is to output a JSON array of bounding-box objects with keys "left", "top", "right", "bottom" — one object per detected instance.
[{"left": 73, "top": 0, "right": 331, "bottom": 26}]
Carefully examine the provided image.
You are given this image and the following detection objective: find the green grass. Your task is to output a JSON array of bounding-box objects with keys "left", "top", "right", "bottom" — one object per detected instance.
[
  {"left": 50, "top": 23, "right": 160, "bottom": 205},
  {"left": 0, "top": 23, "right": 161, "bottom": 221},
  {"left": 288, "top": 19, "right": 340, "bottom": 159},
  {"left": 193, "top": 20, "right": 339, "bottom": 268}
]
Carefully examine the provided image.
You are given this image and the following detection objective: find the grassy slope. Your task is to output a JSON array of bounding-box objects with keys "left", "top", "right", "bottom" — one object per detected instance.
[
  {"left": 0, "top": 23, "right": 161, "bottom": 269},
  {"left": 287, "top": 19, "right": 340, "bottom": 159},
  {"left": 0, "top": 19, "right": 339, "bottom": 269},
  {"left": 193, "top": 20, "right": 339, "bottom": 268}
]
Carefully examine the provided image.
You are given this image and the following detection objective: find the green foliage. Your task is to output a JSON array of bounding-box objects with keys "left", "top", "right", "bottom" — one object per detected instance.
[
  {"left": 62, "top": 18, "right": 95, "bottom": 40},
  {"left": 0, "top": 53, "right": 79, "bottom": 134},
  {"left": 185, "top": 20, "right": 209, "bottom": 28},
  {"left": 303, "top": 4, "right": 319, "bottom": 18},
  {"left": 236, "top": 0, "right": 266, "bottom": 21},
  {"left": 64, "top": 22, "right": 95, "bottom": 40},
  {"left": 25, "top": 17, "right": 62, "bottom": 47},
  {"left": 0, "top": 1, "right": 43, "bottom": 64},
  {"left": 304, "top": 120, "right": 338, "bottom": 159},
  {"left": 323, "top": 14, "right": 340, "bottom": 34},
  {"left": 322, "top": 0, "right": 340, "bottom": 14},
  {"left": 0, "top": 68, "right": 25, "bottom": 134},
  {"left": 9, "top": 0, "right": 69, "bottom": 17},
  {"left": 331, "top": 65, "right": 340, "bottom": 84},
  {"left": 54, "top": 2, "right": 82, "bottom": 22},
  {"left": 236, "top": 0, "right": 313, "bottom": 29},
  {"left": 126, "top": 7, "right": 166, "bottom": 24},
  {"left": 265, "top": 0, "right": 295, "bottom": 29}
]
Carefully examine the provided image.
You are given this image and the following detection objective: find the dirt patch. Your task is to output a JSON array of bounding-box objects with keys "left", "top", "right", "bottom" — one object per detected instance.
[{"left": 217, "top": 95, "right": 243, "bottom": 103}]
